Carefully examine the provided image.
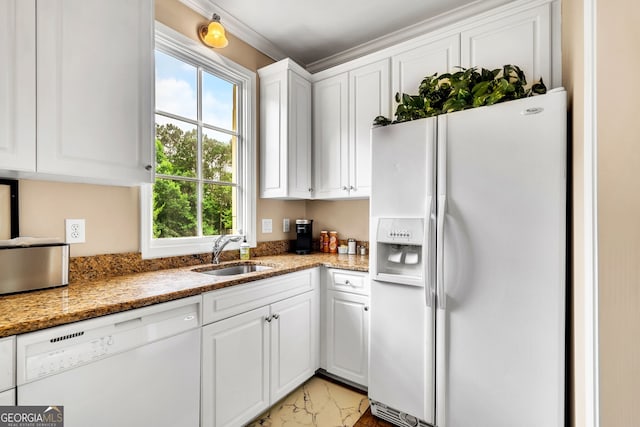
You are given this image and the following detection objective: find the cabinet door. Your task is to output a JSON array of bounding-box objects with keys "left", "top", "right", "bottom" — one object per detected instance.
[
  {"left": 461, "top": 4, "right": 551, "bottom": 87},
  {"left": 349, "top": 59, "right": 390, "bottom": 198},
  {"left": 36, "top": 0, "right": 153, "bottom": 184},
  {"left": 270, "top": 291, "right": 318, "bottom": 402},
  {"left": 0, "top": 0, "right": 36, "bottom": 172},
  {"left": 259, "top": 70, "right": 287, "bottom": 198},
  {"left": 326, "top": 290, "right": 369, "bottom": 387},
  {"left": 201, "top": 306, "right": 270, "bottom": 427},
  {"left": 391, "top": 34, "right": 460, "bottom": 99},
  {"left": 287, "top": 71, "right": 313, "bottom": 198},
  {"left": 313, "top": 73, "right": 349, "bottom": 199}
]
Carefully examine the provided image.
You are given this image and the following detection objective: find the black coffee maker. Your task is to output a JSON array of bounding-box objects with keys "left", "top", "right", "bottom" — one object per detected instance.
[{"left": 295, "top": 219, "right": 313, "bottom": 254}]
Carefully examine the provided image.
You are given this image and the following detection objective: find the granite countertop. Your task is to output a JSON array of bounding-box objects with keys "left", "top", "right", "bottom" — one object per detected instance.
[{"left": 0, "top": 253, "right": 368, "bottom": 338}]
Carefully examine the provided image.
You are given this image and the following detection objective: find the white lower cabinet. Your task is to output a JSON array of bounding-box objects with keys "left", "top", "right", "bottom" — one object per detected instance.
[
  {"left": 270, "top": 292, "right": 318, "bottom": 402},
  {"left": 201, "top": 269, "right": 319, "bottom": 427},
  {"left": 326, "top": 290, "right": 369, "bottom": 387},
  {"left": 322, "top": 269, "right": 370, "bottom": 388},
  {"left": 201, "top": 306, "right": 270, "bottom": 427}
]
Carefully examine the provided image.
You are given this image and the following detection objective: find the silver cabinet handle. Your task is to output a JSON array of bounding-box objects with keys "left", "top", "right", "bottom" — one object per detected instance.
[
  {"left": 145, "top": 165, "right": 153, "bottom": 171},
  {"left": 349, "top": 185, "right": 355, "bottom": 191},
  {"left": 273, "top": 313, "right": 280, "bottom": 320},
  {"left": 308, "top": 187, "right": 313, "bottom": 192},
  {"left": 265, "top": 316, "right": 272, "bottom": 322},
  {"left": 342, "top": 186, "right": 348, "bottom": 191},
  {"left": 364, "top": 306, "right": 369, "bottom": 311}
]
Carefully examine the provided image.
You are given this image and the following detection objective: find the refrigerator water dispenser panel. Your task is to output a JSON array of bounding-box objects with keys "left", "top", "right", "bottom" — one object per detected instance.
[
  {"left": 375, "top": 218, "right": 425, "bottom": 285},
  {"left": 376, "top": 218, "right": 424, "bottom": 245}
]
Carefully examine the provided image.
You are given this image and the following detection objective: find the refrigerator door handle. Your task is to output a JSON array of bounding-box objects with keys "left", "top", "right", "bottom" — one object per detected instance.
[
  {"left": 425, "top": 195, "right": 435, "bottom": 308},
  {"left": 436, "top": 195, "right": 447, "bottom": 310}
]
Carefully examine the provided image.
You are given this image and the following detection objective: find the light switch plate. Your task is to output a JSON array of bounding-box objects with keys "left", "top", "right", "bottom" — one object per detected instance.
[
  {"left": 283, "top": 218, "right": 290, "bottom": 233},
  {"left": 262, "top": 218, "right": 273, "bottom": 233}
]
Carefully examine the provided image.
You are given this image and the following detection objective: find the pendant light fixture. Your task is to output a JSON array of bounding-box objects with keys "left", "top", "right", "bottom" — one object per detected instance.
[{"left": 198, "top": 13, "right": 229, "bottom": 48}]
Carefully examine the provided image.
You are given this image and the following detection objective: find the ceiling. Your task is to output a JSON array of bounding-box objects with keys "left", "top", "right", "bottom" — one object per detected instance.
[{"left": 188, "top": 0, "right": 516, "bottom": 71}]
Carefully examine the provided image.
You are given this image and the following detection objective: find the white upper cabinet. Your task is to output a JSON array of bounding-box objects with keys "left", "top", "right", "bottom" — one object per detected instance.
[
  {"left": 313, "top": 73, "right": 349, "bottom": 199},
  {"left": 391, "top": 34, "right": 461, "bottom": 98},
  {"left": 0, "top": 0, "right": 36, "bottom": 173},
  {"left": 314, "top": 59, "right": 390, "bottom": 199},
  {"left": 461, "top": 3, "right": 551, "bottom": 87},
  {"left": 258, "top": 59, "right": 312, "bottom": 199},
  {"left": 0, "top": 0, "right": 153, "bottom": 185},
  {"left": 35, "top": 0, "right": 154, "bottom": 184},
  {"left": 348, "top": 60, "right": 390, "bottom": 198},
  {"left": 308, "top": 1, "right": 557, "bottom": 200}
]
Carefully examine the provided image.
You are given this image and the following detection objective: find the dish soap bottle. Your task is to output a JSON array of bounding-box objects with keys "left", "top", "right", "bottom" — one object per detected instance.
[{"left": 240, "top": 237, "right": 250, "bottom": 260}]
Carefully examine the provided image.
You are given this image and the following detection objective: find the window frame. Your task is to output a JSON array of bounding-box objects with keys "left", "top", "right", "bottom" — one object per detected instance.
[{"left": 141, "top": 22, "right": 256, "bottom": 259}]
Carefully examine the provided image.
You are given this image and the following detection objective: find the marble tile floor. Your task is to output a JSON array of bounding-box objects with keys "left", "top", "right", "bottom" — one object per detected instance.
[{"left": 247, "top": 375, "right": 393, "bottom": 427}]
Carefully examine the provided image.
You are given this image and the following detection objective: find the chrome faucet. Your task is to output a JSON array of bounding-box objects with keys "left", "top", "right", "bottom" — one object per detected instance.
[{"left": 212, "top": 234, "right": 243, "bottom": 264}]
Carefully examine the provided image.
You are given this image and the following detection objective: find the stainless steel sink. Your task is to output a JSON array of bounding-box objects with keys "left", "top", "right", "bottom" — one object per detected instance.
[{"left": 194, "top": 263, "right": 273, "bottom": 276}]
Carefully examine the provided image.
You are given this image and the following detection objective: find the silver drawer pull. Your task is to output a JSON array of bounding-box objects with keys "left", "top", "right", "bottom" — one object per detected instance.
[
  {"left": 345, "top": 280, "right": 355, "bottom": 287},
  {"left": 265, "top": 316, "right": 272, "bottom": 322},
  {"left": 273, "top": 313, "right": 280, "bottom": 320}
]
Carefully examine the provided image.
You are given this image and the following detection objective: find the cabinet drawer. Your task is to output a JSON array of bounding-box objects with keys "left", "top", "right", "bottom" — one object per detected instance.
[
  {"left": 203, "top": 268, "right": 318, "bottom": 325},
  {"left": 327, "top": 269, "right": 369, "bottom": 295}
]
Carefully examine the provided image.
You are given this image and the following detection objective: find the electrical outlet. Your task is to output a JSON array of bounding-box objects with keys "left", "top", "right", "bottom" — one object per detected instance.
[
  {"left": 65, "top": 219, "right": 86, "bottom": 243},
  {"left": 261, "top": 218, "right": 273, "bottom": 233},
  {"left": 283, "top": 218, "right": 290, "bottom": 233}
]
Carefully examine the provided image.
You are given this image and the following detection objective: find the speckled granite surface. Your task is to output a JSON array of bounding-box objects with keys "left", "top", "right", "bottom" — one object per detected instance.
[
  {"left": 68, "top": 240, "right": 291, "bottom": 283},
  {"left": 0, "top": 252, "right": 368, "bottom": 338}
]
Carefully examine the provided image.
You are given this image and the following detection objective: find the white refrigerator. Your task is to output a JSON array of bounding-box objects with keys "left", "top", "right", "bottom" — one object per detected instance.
[{"left": 368, "top": 90, "right": 566, "bottom": 427}]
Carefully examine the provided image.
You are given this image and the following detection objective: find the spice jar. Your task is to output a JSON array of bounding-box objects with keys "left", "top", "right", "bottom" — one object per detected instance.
[
  {"left": 320, "top": 231, "right": 328, "bottom": 253},
  {"left": 329, "top": 231, "right": 338, "bottom": 254}
]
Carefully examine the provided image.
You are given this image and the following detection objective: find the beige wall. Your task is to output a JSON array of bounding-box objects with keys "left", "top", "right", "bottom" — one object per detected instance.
[
  {"left": 19, "top": 180, "right": 140, "bottom": 257},
  {"left": 597, "top": 0, "right": 640, "bottom": 424},
  {"left": 306, "top": 200, "right": 369, "bottom": 242},
  {"left": 15, "top": 0, "right": 367, "bottom": 257},
  {"left": 561, "top": 0, "right": 584, "bottom": 424}
]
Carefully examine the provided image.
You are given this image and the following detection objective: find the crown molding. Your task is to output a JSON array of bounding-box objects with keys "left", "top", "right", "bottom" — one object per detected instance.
[{"left": 179, "top": 0, "right": 294, "bottom": 63}]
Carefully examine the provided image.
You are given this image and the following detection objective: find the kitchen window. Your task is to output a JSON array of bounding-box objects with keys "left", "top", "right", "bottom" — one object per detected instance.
[{"left": 141, "top": 23, "right": 256, "bottom": 259}]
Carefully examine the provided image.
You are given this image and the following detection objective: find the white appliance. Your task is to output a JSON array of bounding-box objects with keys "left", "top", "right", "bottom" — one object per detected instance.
[
  {"left": 0, "top": 336, "right": 15, "bottom": 405},
  {"left": 368, "top": 90, "right": 566, "bottom": 427},
  {"left": 16, "top": 296, "right": 202, "bottom": 427}
]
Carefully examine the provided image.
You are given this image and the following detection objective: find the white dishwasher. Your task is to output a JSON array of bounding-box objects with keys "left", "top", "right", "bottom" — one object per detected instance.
[
  {"left": 16, "top": 296, "right": 201, "bottom": 427},
  {"left": 0, "top": 335, "right": 15, "bottom": 405}
]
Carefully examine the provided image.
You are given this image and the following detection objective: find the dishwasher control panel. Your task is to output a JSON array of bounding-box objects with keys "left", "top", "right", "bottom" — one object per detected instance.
[
  {"left": 16, "top": 296, "right": 201, "bottom": 385},
  {"left": 26, "top": 335, "right": 116, "bottom": 380}
]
